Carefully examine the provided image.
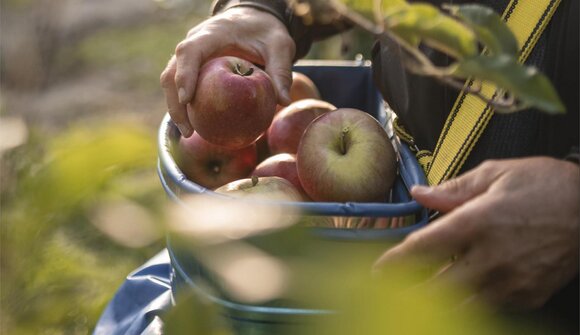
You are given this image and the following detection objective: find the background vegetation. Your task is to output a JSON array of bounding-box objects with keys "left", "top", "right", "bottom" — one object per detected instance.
[{"left": 0, "top": 1, "right": 371, "bottom": 333}]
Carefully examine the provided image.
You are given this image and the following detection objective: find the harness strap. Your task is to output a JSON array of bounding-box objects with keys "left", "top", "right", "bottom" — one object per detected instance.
[{"left": 395, "top": 0, "right": 562, "bottom": 185}]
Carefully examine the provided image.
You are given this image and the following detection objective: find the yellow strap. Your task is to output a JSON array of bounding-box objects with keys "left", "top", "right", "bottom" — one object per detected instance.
[
  {"left": 393, "top": 117, "right": 416, "bottom": 146},
  {"left": 393, "top": 117, "right": 435, "bottom": 171},
  {"left": 425, "top": 0, "right": 561, "bottom": 185}
]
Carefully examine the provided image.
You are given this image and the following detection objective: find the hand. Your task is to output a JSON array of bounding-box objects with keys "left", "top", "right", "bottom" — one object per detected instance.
[
  {"left": 160, "top": 7, "right": 295, "bottom": 137},
  {"left": 375, "top": 157, "right": 579, "bottom": 309}
]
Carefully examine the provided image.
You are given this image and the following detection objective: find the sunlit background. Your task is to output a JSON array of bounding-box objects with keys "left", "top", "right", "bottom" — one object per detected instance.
[{"left": 0, "top": 0, "right": 370, "bottom": 333}]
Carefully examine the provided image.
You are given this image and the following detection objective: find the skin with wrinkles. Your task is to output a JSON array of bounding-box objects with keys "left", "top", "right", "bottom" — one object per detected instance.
[
  {"left": 160, "top": 8, "right": 295, "bottom": 138},
  {"left": 375, "top": 158, "right": 579, "bottom": 309}
]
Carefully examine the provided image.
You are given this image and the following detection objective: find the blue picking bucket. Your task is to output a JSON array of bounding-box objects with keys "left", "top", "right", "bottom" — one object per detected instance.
[{"left": 157, "top": 61, "right": 430, "bottom": 334}]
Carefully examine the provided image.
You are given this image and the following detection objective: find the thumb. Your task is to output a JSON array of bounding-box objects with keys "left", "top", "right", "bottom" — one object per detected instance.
[
  {"left": 411, "top": 162, "right": 502, "bottom": 212},
  {"left": 264, "top": 40, "right": 294, "bottom": 106}
]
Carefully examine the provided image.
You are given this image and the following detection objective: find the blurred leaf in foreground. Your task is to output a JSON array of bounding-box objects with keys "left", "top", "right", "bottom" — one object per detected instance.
[{"left": 1, "top": 120, "right": 165, "bottom": 334}]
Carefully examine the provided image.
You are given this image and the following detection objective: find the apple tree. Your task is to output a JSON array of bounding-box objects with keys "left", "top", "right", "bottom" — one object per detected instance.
[{"left": 287, "top": 0, "right": 565, "bottom": 114}]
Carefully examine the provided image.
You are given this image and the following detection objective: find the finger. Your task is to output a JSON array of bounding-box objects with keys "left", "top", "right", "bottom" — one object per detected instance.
[
  {"left": 373, "top": 199, "right": 485, "bottom": 270},
  {"left": 264, "top": 35, "right": 294, "bottom": 105},
  {"left": 173, "top": 38, "right": 204, "bottom": 106},
  {"left": 429, "top": 252, "right": 485, "bottom": 294},
  {"left": 411, "top": 160, "right": 504, "bottom": 213},
  {"left": 160, "top": 56, "right": 193, "bottom": 137},
  {"left": 174, "top": 32, "right": 234, "bottom": 106}
]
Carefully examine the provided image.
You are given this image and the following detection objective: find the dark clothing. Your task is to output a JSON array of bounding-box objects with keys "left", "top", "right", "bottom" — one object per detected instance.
[{"left": 213, "top": 0, "right": 579, "bottom": 331}]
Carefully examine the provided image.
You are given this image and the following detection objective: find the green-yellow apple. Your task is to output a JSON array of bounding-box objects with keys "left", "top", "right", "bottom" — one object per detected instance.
[
  {"left": 188, "top": 56, "right": 277, "bottom": 149},
  {"left": 214, "top": 176, "right": 303, "bottom": 202},
  {"left": 176, "top": 132, "right": 257, "bottom": 190},
  {"left": 267, "top": 99, "right": 336, "bottom": 155},
  {"left": 296, "top": 108, "right": 397, "bottom": 203}
]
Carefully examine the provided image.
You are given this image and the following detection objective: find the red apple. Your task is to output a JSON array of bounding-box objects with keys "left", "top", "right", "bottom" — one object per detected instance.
[
  {"left": 296, "top": 108, "right": 397, "bottom": 203},
  {"left": 176, "top": 132, "right": 257, "bottom": 190},
  {"left": 251, "top": 153, "right": 306, "bottom": 196},
  {"left": 188, "top": 56, "right": 277, "bottom": 149},
  {"left": 214, "top": 176, "right": 303, "bottom": 202},
  {"left": 267, "top": 99, "right": 336, "bottom": 155},
  {"left": 275, "top": 71, "right": 321, "bottom": 112},
  {"left": 290, "top": 72, "right": 321, "bottom": 102},
  {"left": 254, "top": 132, "right": 271, "bottom": 163}
]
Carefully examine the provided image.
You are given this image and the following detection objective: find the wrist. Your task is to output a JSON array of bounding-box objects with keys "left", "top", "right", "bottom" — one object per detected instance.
[
  {"left": 212, "top": 0, "right": 312, "bottom": 60},
  {"left": 212, "top": 0, "right": 292, "bottom": 29}
]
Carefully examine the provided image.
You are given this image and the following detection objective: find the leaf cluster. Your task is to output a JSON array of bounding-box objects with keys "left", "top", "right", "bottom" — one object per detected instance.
[{"left": 288, "top": 0, "right": 565, "bottom": 114}]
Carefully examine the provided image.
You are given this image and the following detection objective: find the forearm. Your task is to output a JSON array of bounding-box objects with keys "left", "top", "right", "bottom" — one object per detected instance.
[{"left": 211, "top": 0, "right": 351, "bottom": 60}]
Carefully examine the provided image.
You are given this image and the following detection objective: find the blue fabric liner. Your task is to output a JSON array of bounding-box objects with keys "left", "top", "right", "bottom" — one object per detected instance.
[{"left": 93, "top": 250, "right": 172, "bottom": 335}]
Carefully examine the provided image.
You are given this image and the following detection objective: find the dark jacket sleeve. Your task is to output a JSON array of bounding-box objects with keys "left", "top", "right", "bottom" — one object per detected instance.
[{"left": 211, "top": 0, "right": 351, "bottom": 60}]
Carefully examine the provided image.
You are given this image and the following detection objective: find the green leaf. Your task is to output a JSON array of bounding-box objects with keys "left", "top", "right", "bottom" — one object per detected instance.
[
  {"left": 340, "top": 0, "right": 408, "bottom": 13},
  {"left": 447, "top": 4, "right": 519, "bottom": 56},
  {"left": 296, "top": 0, "right": 408, "bottom": 25},
  {"left": 386, "top": 3, "right": 478, "bottom": 59},
  {"left": 455, "top": 55, "right": 566, "bottom": 114}
]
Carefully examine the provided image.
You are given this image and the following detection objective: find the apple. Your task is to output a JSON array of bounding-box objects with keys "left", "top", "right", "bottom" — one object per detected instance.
[
  {"left": 290, "top": 71, "right": 321, "bottom": 102},
  {"left": 188, "top": 56, "right": 277, "bottom": 149},
  {"left": 275, "top": 71, "right": 321, "bottom": 112},
  {"left": 251, "top": 153, "right": 306, "bottom": 196},
  {"left": 214, "top": 176, "right": 304, "bottom": 202},
  {"left": 296, "top": 108, "right": 397, "bottom": 203},
  {"left": 254, "top": 132, "right": 271, "bottom": 163},
  {"left": 267, "top": 99, "right": 336, "bottom": 155},
  {"left": 176, "top": 132, "right": 257, "bottom": 190},
  {"left": 329, "top": 216, "right": 394, "bottom": 229}
]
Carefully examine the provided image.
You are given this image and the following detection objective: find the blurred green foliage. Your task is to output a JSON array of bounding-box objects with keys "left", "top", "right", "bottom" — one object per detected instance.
[
  {"left": 0, "top": 0, "right": 366, "bottom": 333},
  {"left": 165, "top": 225, "right": 552, "bottom": 335},
  {"left": 67, "top": 21, "right": 191, "bottom": 92},
  {"left": 1, "top": 122, "right": 166, "bottom": 334}
]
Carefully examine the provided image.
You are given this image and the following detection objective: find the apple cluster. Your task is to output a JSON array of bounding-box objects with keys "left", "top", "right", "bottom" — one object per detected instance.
[{"left": 174, "top": 57, "right": 399, "bottom": 225}]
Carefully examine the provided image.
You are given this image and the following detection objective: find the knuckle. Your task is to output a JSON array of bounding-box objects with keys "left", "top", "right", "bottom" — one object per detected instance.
[
  {"left": 478, "top": 159, "right": 499, "bottom": 172},
  {"left": 272, "top": 32, "right": 295, "bottom": 53},
  {"left": 159, "top": 68, "right": 174, "bottom": 88},
  {"left": 440, "top": 177, "right": 462, "bottom": 194},
  {"left": 174, "top": 40, "right": 191, "bottom": 57}
]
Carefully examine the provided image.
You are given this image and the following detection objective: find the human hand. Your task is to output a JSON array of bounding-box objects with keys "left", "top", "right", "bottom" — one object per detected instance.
[
  {"left": 374, "top": 157, "right": 579, "bottom": 309},
  {"left": 160, "top": 7, "right": 295, "bottom": 137}
]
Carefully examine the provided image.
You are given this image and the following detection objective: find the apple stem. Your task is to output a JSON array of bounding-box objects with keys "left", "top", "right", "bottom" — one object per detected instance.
[
  {"left": 235, "top": 63, "right": 254, "bottom": 76},
  {"left": 251, "top": 175, "right": 259, "bottom": 186},
  {"left": 340, "top": 127, "right": 349, "bottom": 155}
]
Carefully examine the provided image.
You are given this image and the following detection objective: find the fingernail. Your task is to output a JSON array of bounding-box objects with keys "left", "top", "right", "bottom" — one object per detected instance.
[
  {"left": 178, "top": 88, "right": 187, "bottom": 104},
  {"left": 411, "top": 185, "right": 432, "bottom": 195},
  {"left": 176, "top": 122, "right": 193, "bottom": 137}
]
